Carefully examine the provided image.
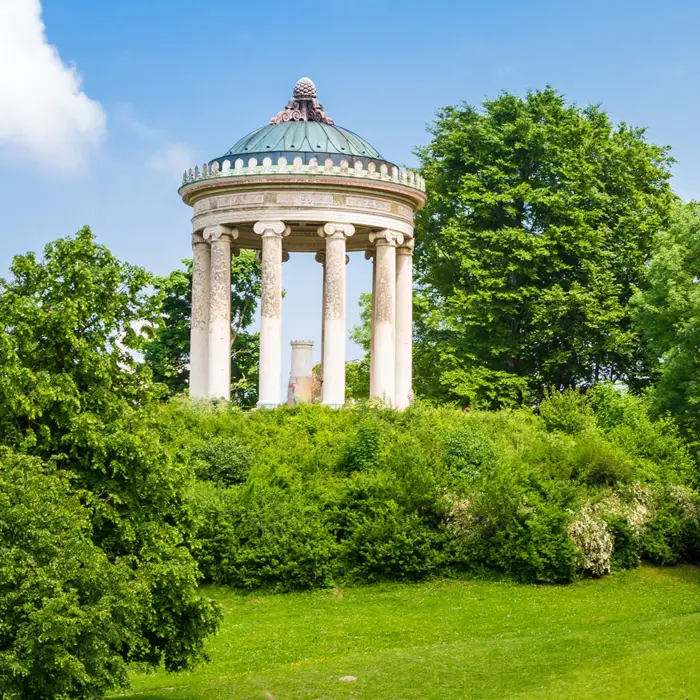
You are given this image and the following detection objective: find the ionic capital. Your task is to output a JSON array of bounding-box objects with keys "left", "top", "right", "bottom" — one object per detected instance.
[
  {"left": 203, "top": 224, "right": 238, "bottom": 242},
  {"left": 315, "top": 251, "right": 326, "bottom": 265},
  {"left": 192, "top": 231, "right": 207, "bottom": 247},
  {"left": 397, "top": 238, "right": 415, "bottom": 255},
  {"left": 317, "top": 222, "right": 355, "bottom": 239},
  {"left": 282, "top": 250, "right": 290, "bottom": 262},
  {"left": 369, "top": 229, "right": 404, "bottom": 247},
  {"left": 253, "top": 220, "right": 291, "bottom": 237}
]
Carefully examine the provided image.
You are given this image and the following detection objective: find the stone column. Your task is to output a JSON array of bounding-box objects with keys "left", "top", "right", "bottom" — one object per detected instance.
[
  {"left": 369, "top": 229, "right": 402, "bottom": 405},
  {"left": 314, "top": 251, "right": 326, "bottom": 382},
  {"left": 254, "top": 220, "right": 290, "bottom": 407},
  {"left": 189, "top": 232, "right": 210, "bottom": 398},
  {"left": 365, "top": 248, "right": 377, "bottom": 398},
  {"left": 204, "top": 225, "right": 237, "bottom": 400},
  {"left": 395, "top": 239, "right": 414, "bottom": 410},
  {"left": 317, "top": 223, "right": 355, "bottom": 408}
]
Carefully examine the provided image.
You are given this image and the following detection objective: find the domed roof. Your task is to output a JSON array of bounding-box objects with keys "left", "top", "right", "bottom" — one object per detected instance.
[
  {"left": 221, "top": 121, "right": 384, "bottom": 160},
  {"left": 209, "top": 77, "right": 392, "bottom": 167}
]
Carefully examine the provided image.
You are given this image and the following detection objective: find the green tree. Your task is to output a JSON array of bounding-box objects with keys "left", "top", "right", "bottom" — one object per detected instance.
[
  {"left": 414, "top": 87, "right": 675, "bottom": 407},
  {"left": 633, "top": 201, "right": 700, "bottom": 440},
  {"left": 0, "top": 450, "right": 137, "bottom": 699},
  {"left": 346, "top": 292, "right": 372, "bottom": 400},
  {"left": 0, "top": 228, "right": 220, "bottom": 696},
  {"left": 144, "top": 252, "right": 261, "bottom": 407}
]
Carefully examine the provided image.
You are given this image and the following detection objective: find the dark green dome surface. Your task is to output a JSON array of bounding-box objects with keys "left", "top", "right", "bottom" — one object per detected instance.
[{"left": 217, "top": 121, "right": 386, "bottom": 161}]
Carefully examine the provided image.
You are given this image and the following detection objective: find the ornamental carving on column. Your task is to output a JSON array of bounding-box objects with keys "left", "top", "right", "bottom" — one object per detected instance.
[
  {"left": 317, "top": 223, "right": 354, "bottom": 320},
  {"left": 397, "top": 238, "right": 415, "bottom": 255},
  {"left": 202, "top": 224, "right": 237, "bottom": 242},
  {"left": 369, "top": 229, "right": 404, "bottom": 247},
  {"left": 254, "top": 221, "right": 291, "bottom": 319}
]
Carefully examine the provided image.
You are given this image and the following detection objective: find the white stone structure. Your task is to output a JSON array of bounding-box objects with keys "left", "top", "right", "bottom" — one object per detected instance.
[
  {"left": 180, "top": 78, "right": 426, "bottom": 408},
  {"left": 287, "top": 341, "right": 315, "bottom": 406}
]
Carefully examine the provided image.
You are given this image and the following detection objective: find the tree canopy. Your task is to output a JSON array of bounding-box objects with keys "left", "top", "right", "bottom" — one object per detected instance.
[
  {"left": 413, "top": 87, "right": 675, "bottom": 407},
  {"left": 633, "top": 201, "right": 700, "bottom": 439},
  {"left": 0, "top": 228, "right": 220, "bottom": 698}
]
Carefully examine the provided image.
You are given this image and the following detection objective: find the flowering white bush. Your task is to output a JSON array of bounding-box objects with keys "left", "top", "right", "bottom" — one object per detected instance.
[
  {"left": 568, "top": 507, "right": 613, "bottom": 576},
  {"left": 668, "top": 484, "right": 700, "bottom": 521},
  {"left": 446, "top": 496, "right": 475, "bottom": 538}
]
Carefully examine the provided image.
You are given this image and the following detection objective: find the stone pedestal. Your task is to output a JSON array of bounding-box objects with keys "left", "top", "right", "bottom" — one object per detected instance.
[
  {"left": 255, "top": 221, "right": 290, "bottom": 407},
  {"left": 190, "top": 233, "right": 210, "bottom": 398}
]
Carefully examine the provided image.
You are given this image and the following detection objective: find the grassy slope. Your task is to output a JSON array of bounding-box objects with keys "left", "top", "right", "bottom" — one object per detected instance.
[{"left": 121, "top": 566, "right": 700, "bottom": 699}]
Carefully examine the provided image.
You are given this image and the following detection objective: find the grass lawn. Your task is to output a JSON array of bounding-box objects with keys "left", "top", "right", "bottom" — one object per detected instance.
[{"left": 118, "top": 566, "right": 700, "bottom": 699}]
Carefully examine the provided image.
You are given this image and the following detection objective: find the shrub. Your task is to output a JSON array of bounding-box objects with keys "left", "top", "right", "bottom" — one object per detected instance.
[
  {"left": 442, "top": 423, "right": 498, "bottom": 483},
  {"left": 190, "top": 483, "right": 338, "bottom": 591},
  {"left": 191, "top": 436, "right": 252, "bottom": 486},
  {"left": 341, "top": 499, "right": 445, "bottom": 583},
  {"left": 568, "top": 507, "right": 613, "bottom": 576},
  {"left": 539, "top": 389, "right": 595, "bottom": 435},
  {"left": 449, "top": 474, "right": 580, "bottom": 583},
  {"left": 156, "top": 394, "right": 698, "bottom": 590}
]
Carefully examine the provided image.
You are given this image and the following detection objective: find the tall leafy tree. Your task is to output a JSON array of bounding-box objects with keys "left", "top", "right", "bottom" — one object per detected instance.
[
  {"left": 633, "top": 201, "right": 700, "bottom": 439},
  {"left": 145, "top": 251, "right": 261, "bottom": 407},
  {"left": 0, "top": 228, "right": 220, "bottom": 696},
  {"left": 414, "top": 88, "right": 675, "bottom": 407}
]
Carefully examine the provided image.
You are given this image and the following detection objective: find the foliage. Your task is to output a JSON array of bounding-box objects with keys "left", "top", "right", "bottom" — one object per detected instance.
[
  {"left": 413, "top": 88, "right": 675, "bottom": 408},
  {"left": 191, "top": 436, "right": 252, "bottom": 486},
  {"left": 155, "top": 386, "right": 699, "bottom": 590},
  {"left": 0, "top": 229, "right": 220, "bottom": 698},
  {"left": 633, "top": 201, "right": 700, "bottom": 442},
  {"left": 0, "top": 450, "right": 136, "bottom": 699},
  {"left": 130, "top": 567, "right": 700, "bottom": 700},
  {"left": 144, "top": 252, "right": 261, "bottom": 407},
  {"left": 189, "top": 482, "right": 338, "bottom": 591}
]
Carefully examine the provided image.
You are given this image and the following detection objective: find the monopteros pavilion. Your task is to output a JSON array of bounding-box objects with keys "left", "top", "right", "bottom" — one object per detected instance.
[{"left": 179, "top": 78, "right": 426, "bottom": 408}]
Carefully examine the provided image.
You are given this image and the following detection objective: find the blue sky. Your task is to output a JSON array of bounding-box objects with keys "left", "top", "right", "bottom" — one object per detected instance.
[{"left": 1, "top": 0, "right": 698, "bottom": 389}]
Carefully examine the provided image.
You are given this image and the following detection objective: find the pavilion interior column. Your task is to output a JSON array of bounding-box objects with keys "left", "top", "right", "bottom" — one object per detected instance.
[
  {"left": 369, "top": 229, "right": 401, "bottom": 405},
  {"left": 255, "top": 221, "right": 290, "bottom": 407},
  {"left": 314, "top": 251, "right": 326, "bottom": 383},
  {"left": 317, "top": 223, "right": 354, "bottom": 408},
  {"left": 189, "top": 232, "right": 210, "bottom": 398},
  {"left": 365, "top": 248, "right": 377, "bottom": 398},
  {"left": 395, "top": 239, "right": 414, "bottom": 409},
  {"left": 205, "top": 225, "right": 237, "bottom": 400}
]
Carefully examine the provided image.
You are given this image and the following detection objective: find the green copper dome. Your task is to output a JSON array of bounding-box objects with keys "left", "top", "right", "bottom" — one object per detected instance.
[
  {"left": 221, "top": 121, "right": 384, "bottom": 161},
  {"left": 208, "top": 78, "right": 396, "bottom": 170}
]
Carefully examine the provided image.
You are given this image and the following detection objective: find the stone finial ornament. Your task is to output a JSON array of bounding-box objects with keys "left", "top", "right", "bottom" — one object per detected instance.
[{"left": 270, "top": 77, "right": 334, "bottom": 125}]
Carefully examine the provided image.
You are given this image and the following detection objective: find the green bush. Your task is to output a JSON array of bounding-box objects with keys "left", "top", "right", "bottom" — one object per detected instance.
[
  {"left": 190, "top": 483, "right": 338, "bottom": 591},
  {"left": 155, "top": 391, "right": 699, "bottom": 591},
  {"left": 191, "top": 436, "right": 252, "bottom": 486}
]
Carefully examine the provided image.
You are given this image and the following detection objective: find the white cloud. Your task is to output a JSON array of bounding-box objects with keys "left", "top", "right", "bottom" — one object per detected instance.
[
  {"left": 148, "top": 143, "right": 196, "bottom": 178},
  {"left": 0, "top": 0, "right": 105, "bottom": 170}
]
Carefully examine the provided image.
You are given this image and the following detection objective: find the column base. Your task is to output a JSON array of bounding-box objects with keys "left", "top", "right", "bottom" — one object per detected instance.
[
  {"left": 257, "top": 401, "right": 279, "bottom": 409},
  {"left": 321, "top": 402, "right": 344, "bottom": 409}
]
